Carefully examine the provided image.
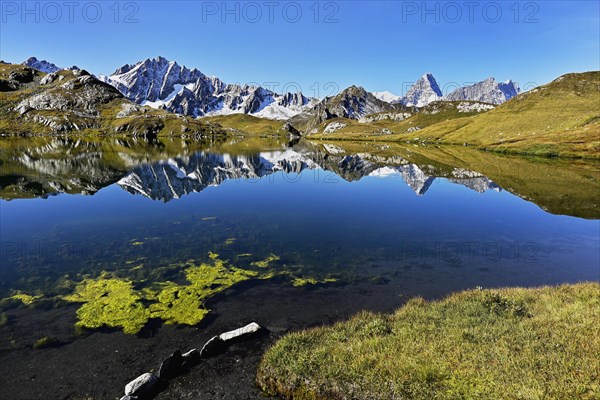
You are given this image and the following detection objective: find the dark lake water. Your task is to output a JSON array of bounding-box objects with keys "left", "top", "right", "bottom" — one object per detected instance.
[{"left": 0, "top": 136, "right": 599, "bottom": 397}]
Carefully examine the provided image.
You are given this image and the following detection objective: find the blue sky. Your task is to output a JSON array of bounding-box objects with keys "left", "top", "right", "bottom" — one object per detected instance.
[{"left": 1, "top": 1, "right": 598, "bottom": 96}]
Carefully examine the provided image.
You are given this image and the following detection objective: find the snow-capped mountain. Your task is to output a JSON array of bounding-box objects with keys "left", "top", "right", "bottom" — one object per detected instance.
[
  {"left": 444, "top": 78, "right": 520, "bottom": 105},
  {"left": 399, "top": 73, "right": 443, "bottom": 107},
  {"left": 22, "top": 57, "right": 60, "bottom": 73},
  {"left": 100, "top": 56, "right": 317, "bottom": 120},
  {"left": 371, "top": 91, "right": 401, "bottom": 103}
]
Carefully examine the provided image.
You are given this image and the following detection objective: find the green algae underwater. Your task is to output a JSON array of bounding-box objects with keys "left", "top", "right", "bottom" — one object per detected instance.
[{"left": 2, "top": 252, "right": 339, "bottom": 335}]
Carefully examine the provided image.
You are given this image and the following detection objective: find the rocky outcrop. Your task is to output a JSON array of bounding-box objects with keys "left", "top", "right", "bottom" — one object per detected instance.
[{"left": 16, "top": 75, "right": 123, "bottom": 116}]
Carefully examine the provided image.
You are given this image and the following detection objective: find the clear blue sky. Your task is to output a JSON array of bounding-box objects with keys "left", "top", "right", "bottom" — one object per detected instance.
[{"left": 1, "top": 1, "right": 598, "bottom": 96}]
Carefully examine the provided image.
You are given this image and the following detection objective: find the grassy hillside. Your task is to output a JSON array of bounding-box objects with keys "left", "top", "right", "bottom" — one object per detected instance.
[
  {"left": 308, "top": 72, "right": 600, "bottom": 159},
  {"left": 258, "top": 283, "right": 600, "bottom": 400}
]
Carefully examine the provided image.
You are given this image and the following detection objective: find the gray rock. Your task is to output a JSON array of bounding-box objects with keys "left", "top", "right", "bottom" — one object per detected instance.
[
  {"left": 40, "top": 73, "right": 58, "bottom": 85},
  {"left": 120, "top": 396, "right": 138, "bottom": 400},
  {"left": 157, "top": 349, "right": 182, "bottom": 380},
  {"left": 124, "top": 372, "right": 157, "bottom": 397}
]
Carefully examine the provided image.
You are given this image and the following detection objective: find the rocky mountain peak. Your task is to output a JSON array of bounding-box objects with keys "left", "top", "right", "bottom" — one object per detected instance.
[
  {"left": 22, "top": 57, "right": 61, "bottom": 74},
  {"left": 400, "top": 73, "right": 443, "bottom": 107}
]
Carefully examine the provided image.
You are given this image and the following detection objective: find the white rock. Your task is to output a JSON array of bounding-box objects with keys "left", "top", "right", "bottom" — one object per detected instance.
[
  {"left": 219, "top": 322, "right": 262, "bottom": 341},
  {"left": 323, "top": 121, "right": 347, "bottom": 133}
]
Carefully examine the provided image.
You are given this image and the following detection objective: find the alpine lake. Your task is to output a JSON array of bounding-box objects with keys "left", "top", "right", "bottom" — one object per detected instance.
[{"left": 1, "top": 135, "right": 599, "bottom": 399}]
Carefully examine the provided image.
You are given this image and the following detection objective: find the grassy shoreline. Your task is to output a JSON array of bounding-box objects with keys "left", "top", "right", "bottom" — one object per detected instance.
[
  {"left": 306, "top": 136, "right": 600, "bottom": 160},
  {"left": 257, "top": 283, "right": 600, "bottom": 399}
]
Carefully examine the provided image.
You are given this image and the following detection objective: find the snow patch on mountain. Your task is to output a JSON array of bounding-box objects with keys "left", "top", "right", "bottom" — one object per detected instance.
[{"left": 372, "top": 91, "right": 401, "bottom": 103}]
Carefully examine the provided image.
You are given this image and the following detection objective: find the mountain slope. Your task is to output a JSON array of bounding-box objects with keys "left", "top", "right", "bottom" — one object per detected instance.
[
  {"left": 0, "top": 62, "right": 224, "bottom": 136},
  {"left": 307, "top": 72, "right": 599, "bottom": 158},
  {"left": 289, "top": 85, "right": 402, "bottom": 134},
  {"left": 101, "top": 56, "right": 317, "bottom": 120},
  {"left": 406, "top": 71, "right": 600, "bottom": 157},
  {"left": 444, "top": 77, "right": 520, "bottom": 104}
]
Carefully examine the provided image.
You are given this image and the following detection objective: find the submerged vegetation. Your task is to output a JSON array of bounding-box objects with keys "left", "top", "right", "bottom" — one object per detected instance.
[
  {"left": 0, "top": 252, "right": 339, "bottom": 335},
  {"left": 257, "top": 283, "right": 600, "bottom": 400}
]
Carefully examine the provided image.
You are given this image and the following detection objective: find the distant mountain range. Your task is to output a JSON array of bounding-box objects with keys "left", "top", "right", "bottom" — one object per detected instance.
[{"left": 19, "top": 56, "right": 521, "bottom": 120}]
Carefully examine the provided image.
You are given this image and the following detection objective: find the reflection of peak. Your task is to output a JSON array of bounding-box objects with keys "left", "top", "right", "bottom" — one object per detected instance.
[
  {"left": 368, "top": 164, "right": 435, "bottom": 195},
  {"left": 447, "top": 168, "right": 502, "bottom": 193},
  {"left": 117, "top": 151, "right": 319, "bottom": 201},
  {"left": 397, "top": 164, "right": 436, "bottom": 195},
  {"left": 367, "top": 165, "right": 501, "bottom": 196}
]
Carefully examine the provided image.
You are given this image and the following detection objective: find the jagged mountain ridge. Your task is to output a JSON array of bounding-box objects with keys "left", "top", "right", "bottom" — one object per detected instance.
[
  {"left": 100, "top": 56, "right": 318, "bottom": 120},
  {"left": 444, "top": 77, "right": 520, "bottom": 104},
  {"left": 22, "top": 57, "right": 61, "bottom": 74},
  {"left": 19, "top": 56, "right": 521, "bottom": 118}
]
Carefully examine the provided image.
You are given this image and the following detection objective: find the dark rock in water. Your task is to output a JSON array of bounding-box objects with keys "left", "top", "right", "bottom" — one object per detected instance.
[
  {"left": 124, "top": 372, "right": 158, "bottom": 397},
  {"left": 200, "top": 336, "right": 226, "bottom": 358},
  {"left": 157, "top": 349, "right": 182, "bottom": 380},
  {"left": 181, "top": 348, "right": 201, "bottom": 367}
]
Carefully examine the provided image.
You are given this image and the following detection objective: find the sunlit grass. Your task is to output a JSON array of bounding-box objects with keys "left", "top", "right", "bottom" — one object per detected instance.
[{"left": 258, "top": 283, "right": 600, "bottom": 400}]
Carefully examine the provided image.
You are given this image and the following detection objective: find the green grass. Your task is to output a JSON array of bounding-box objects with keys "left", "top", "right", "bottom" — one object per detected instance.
[{"left": 257, "top": 283, "right": 600, "bottom": 400}]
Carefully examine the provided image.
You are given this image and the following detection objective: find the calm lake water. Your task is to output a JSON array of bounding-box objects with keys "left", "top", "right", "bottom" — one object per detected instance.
[{"left": 1, "top": 135, "right": 599, "bottom": 342}]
